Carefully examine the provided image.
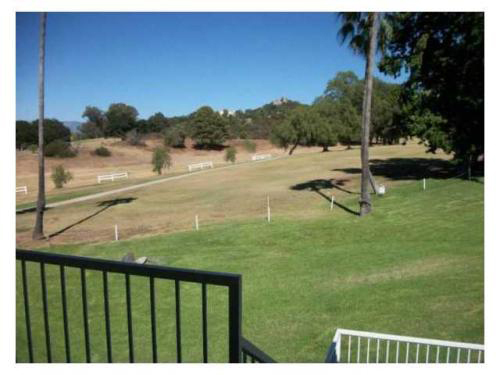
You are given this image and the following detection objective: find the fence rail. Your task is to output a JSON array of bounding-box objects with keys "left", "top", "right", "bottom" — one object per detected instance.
[
  {"left": 16, "top": 186, "right": 28, "bottom": 194},
  {"left": 251, "top": 154, "right": 272, "bottom": 161},
  {"left": 188, "top": 161, "right": 214, "bottom": 172},
  {"left": 16, "top": 249, "right": 242, "bottom": 363},
  {"left": 97, "top": 172, "right": 128, "bottom": 183},
  {"left": 329, "top": 328, "right": 484, "bottom": 363},
  {"left": 241, "top": 337, "right": 276, "bottom": 363}
]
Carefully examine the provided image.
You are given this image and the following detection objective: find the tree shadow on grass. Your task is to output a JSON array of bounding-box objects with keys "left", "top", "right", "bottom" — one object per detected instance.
[
  {"left": 333, "top": 157, "right": 461, "bottom": 181},
  {"left": 48, "top": 197, "right": 137, "bottom": 239},
  {"left": 290, "top": 179, "right": 359, "bottom": 216}
]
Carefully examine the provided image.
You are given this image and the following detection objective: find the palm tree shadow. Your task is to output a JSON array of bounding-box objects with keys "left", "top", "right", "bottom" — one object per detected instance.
[
  {"left": 48, "top": 197, "right": 137, "bottom": 239},
  {"left": 290, "top": 179, "right": 360, "bottom": 216}
]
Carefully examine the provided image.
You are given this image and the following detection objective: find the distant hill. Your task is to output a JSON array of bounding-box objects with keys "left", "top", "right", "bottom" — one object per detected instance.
[{"left": 63, "top": 121, "right": 83, "bottom": 133}]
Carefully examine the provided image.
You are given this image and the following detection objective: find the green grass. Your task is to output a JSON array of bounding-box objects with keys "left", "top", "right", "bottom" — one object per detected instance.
[{"left": 16, "top": 176, "right": 483, "bottom": 362}]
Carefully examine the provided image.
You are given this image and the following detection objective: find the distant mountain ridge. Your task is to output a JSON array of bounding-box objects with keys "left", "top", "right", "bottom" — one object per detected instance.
[{"left": 63, "top": 121, "right": 83, "bottom": 133}]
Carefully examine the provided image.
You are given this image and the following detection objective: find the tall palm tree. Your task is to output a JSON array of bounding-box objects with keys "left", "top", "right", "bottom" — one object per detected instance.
[
  {"left": 338, "top": 12, "right": 384, "bottom": 216},
  {"left": 32, "top": 13, "right": 47, "bottom": 240}
]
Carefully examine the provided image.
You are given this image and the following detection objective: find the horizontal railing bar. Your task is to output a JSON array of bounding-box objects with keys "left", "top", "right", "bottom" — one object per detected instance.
[
  {"left": 334, "top": 329, "right": 484, "bottom": 351},
  {"left": 17, "top": 249, "right": 240, "bottom": 287},
  {"left": 241, "top": 337, "right": 276, "bottom": 363}
]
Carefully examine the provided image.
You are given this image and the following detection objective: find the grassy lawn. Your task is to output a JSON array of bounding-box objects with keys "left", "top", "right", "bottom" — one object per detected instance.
[{"left": 16, "top": 176, "right": 484, "bottom": 362}]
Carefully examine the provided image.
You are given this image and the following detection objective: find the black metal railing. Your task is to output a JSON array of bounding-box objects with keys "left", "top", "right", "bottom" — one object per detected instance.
[
  {"left": 241, "top": 337, "right": 276, "bottom": 363},
  {"left": 17, "top": 249, "right": 243, "bottom": 363}
]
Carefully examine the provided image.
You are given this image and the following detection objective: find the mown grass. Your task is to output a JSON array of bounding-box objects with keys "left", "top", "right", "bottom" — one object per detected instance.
[{"left": 16, "top": 177, "right": 483, "bottom": 362}]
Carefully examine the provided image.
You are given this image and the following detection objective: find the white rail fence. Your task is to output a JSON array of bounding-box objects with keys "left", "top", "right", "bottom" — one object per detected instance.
[
  {"left": 97, "top": 172, "right": 129, "bottom": 184},
  {"left": 251, "top": 154, "right": 272, "bottom": 161},
  {"left": 188, "top": 161, "right": 213, "bottom": 172},
  {"left": 16, "top": 186, "right": 28, "bottom": 194},
  {"left": 330, "top": 328, "right": 484, "bottom": 363}
]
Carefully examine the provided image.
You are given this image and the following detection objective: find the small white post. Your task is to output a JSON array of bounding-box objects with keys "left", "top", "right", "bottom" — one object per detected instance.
[
  {"left": 114, "top": 224, "right": 119, "bottom": 241},
  {"left": 330, "top": 195, "right": 335, "bottom": 211},
  {"left": 267, "top": 195, "right": 271, "bottom": 223},
  {"left": 195, "top": 215, "right": 199, "bottom": 231},
  {"left": 423, "top": 178, "right": 426, "bottom": 190}
]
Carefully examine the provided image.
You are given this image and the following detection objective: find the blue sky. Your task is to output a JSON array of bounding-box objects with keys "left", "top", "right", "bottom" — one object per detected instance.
[{"left": 16, "top": 12, "right": 406, "bottom": 121}]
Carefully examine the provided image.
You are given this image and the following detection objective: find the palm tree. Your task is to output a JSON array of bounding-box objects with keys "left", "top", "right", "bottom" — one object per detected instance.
[
  {"left": 338, "top": 12, "right": 385, "bottom": 216},
  {"left": 32, "top": 13, "right": 47, "bottom": 240}
]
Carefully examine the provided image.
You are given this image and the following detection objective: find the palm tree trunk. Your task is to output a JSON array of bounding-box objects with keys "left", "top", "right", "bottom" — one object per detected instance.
[
  {"left": 32, "top": 13, "right": 47, "bottom": 240},
  {"left": 359, "top": 13, "right": 378, "bottom": 216}
]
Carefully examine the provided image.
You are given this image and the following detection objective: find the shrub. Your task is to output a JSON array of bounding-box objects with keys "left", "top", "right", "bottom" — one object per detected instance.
[
  {"left": 44, "top": 140, "right": 77, "bottom": 158},
  {"left": 224, "top": 146, "right": 237, "bottom": 163},
  {"left": 151, "top": 147, "right": 171, "bottom": 175},
  {"left": 27, "top": 144, "right": 38, "bottom": 153},
  {"left": 51, "top": 165, "right": 73, "bottom": 188},
  {"left": 126, "top": 129, "right": 145, "bottom": 146},
  {"left": 242, "top": 139, "right": 257, "bottom": 153},
  {"left": 94, "top": 146, "right": 111, "bottom": 157},
  {"left": 164, "top": 125, "right": 186, "bottom": 148}
]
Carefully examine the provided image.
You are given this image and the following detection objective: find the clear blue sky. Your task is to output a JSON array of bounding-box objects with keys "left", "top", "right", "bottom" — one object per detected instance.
[{"left": 16, "top": 12, "right": 406, "bottom": 121}]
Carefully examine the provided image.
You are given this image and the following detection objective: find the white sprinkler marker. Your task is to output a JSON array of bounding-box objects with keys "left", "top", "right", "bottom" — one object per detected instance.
[
  {"left": 267, "top": 195, "right": 271, "bottom": 223},
  {"left": 330, "top": 195, "right": 335, "bottom": 211},
  {"left": 423, "top": 178, "right": 426, "bottom": 190},
  {"left": 195, "top": 215, "right": 199, "bottom": 231},
  {"left": 114, "top": 224, "right": 119, "bottom": 241}
]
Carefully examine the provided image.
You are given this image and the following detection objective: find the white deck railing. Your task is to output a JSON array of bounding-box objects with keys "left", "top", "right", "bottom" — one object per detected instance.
[
  {"left": 251, "top": 154, "right": 272, "bottom": 161},
  {"left": 188, "top": 161, "right": 213, "bottom": 172},
  {"left": 16, "top": 186, "right": 28, "bottom": 194},
  {"left": 332, "top": 328, "right": 484, "bottom": 363},
  {"left": 97, "top": 172, "right": 128, "bottom": 183}
]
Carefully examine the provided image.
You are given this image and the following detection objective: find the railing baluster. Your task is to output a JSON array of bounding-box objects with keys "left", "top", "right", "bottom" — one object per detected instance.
[
  {"left": 467, "top": 349, "right": 471, "bottom": 363},
  {"left": 386, "top": 340, "right": 390, "bottom": 363},
  {"left": 416, "top": 343, "right": 420, "bottom": 363},
  {"left": 376, "top": 338, "right": 380, "bottom": 363},
  {"left": 348, "top": 335, "right": 351, "bottom": 363},
  {"left": 436, "top": 346, "right": 440, "bottom": 363},
  {"left": 202, "top": 283, "right": 208, "bottom": 363},
  {"left": 149, "top": 277, "right": 157, "bottom": 363},
  {"left": 357, "top": 336, "right": 360, "bottom": 363},
  {"left": 243, "top": 351, "right": 247, "bottom": 363},
  {"left": 426, "top": 344, "right": 429, "bottom": 363},
  {"left": 337, "top": 333, "right": 342, "bottom": 363},
  {"left": 175, "top": 280, "right": 182, "bottom": 363},
  {"left": 446, "top": 347, "right": 450, "bottom": 363},
  {"left": 406, "top": 342, "right": 409, "bottom": 363},
  {"left": 125, "top": 274, "right": 134, "bottom": 363},
  {"left": 478, "top": 350, "right": 482, "bottom": 363},
  {"left": 60, "top": 265, "right": 71, "bottom": 362},
  {"left": 396, "top": 341, "right": 400, "bottom": 363},
  {"left": 457, "top": 348, "right": 461, "bottom": 363},
  {"left": 21, "top": 260, "right": 33, "bottom": 363},
  {"left": 80, "top": 268, "right": 91, "bottom": 363},
  {"left": 228, "top": 279, "right": 242, "bottom": 363},
  {"left": 40, "top": 263, "right": 52, "bottom": 363},
  {"left": 367, "top": 338, "right": 370, "bottom": 363},
  {"left": 102, "top": 271, "right": 112, "bottom": 363}
]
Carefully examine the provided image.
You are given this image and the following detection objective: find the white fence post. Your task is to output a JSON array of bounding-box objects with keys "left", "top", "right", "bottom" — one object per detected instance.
[
  {"left": 423, "top": 178, "right": 426, "bottom": 190},
  {"left": 267, "top": 195, "right": 271, "bottom": 223},
  {"left": 114, "top": 224, "right": 119, "bottom": 241}
]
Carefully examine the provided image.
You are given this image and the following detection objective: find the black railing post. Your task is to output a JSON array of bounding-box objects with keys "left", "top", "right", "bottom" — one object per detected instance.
[
  {"left": 21, "top": 260, "right": 34, "bottom": 363},
  {"left": 228, "top": 275, "right": 242, "bottom": 363}
]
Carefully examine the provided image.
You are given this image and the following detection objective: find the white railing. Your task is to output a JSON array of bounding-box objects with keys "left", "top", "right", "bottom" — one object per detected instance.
[
  {"left": 97, "top": 172, "right": 128, "bottom": 183},
  {"left": 251, "top": 154, "right": 272, "bottom": 161},
  {"left": 332, "top": 328, "right": 484, "bottom": 363},
  {"left": 188, "top": 161, "right": 213, "bottom": 172},
  {"left": 16, "top": 186, "right": 28, "bottom": 194}
]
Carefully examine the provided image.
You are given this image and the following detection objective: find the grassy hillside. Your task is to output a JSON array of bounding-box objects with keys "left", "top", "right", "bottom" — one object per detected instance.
[{"left": 16, "top": 176, "right": 484, "bottom": 362}]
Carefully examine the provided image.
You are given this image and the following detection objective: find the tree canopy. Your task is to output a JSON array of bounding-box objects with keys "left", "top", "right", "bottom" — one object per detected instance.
[
  {"left": 105, "top": 103, "right": 139, "bottom": 138},
  {"left": 190, "top": 106, "right": 229, "bottom": 148},
  {"left": 379, "top": 12, "right": 484, "bottom": 167}
]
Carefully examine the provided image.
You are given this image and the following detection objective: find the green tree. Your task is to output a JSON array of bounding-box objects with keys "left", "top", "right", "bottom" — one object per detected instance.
[
  {"left": 190, "top": 106, "right": 229, "bottom": 148},
  {"left": 33, "top": 12, "right": 47, "bottom": 240},
  {"left": 379, "top": 12, "right": 484, "bottom": 174},
  {"left": 151, "top": 147, "right": 171, "bottom": 175},
  {"left": 224, "top": 146, "right": 237, "bottom": 163},
  {"left": 338, "top": 12, "right": 381, "bottom": 216},
  {"left": 105, "top": 103, "right": 139, "bottom": 139},
  {"left": 164, "top": 124, "right": 186, "bottom": 148},
  {"left": 16, "top": 120, "right": 37, "bottom": 149},
  {"left": 82, "top": 106, "right": 106, "bottom": 137},
  {"left": 270, "top": 106, "right": 316, "bottom": 155},
  {"left": 51, "top": 165, "right": 73, "bottom": 188},
  {"left": 145, "top": 112, "right": 169, "bottom": 133}
]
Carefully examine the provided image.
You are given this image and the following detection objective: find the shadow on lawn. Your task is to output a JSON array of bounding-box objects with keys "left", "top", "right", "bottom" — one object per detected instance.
[
  {"left": 333, "top": 157, "right": 461, "bottom": 181},
  {"left": 290, "top": 179, "right": 359, "bottom": 216},
  {"left": 48, "top": 197, "right": 137, "bottom": 239}
]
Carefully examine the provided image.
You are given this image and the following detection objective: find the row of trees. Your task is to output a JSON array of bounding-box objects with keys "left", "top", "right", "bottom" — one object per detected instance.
[{"left": 16, "top": 119, "right": 71, "bottom": 149}]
